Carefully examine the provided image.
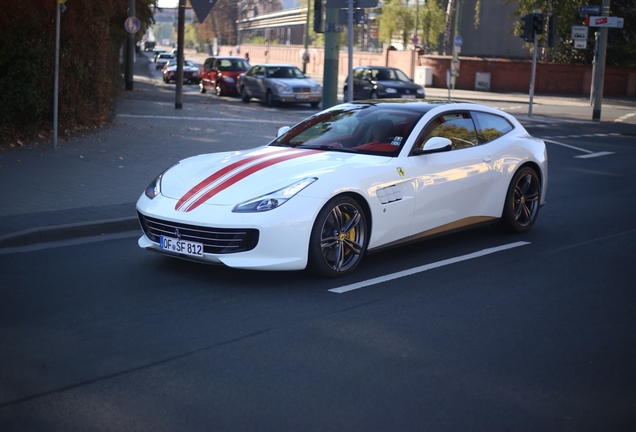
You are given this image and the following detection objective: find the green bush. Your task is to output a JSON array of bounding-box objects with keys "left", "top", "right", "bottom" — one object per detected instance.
[{"left": 0, "top": 0, "right": 155, "bottom": 144}]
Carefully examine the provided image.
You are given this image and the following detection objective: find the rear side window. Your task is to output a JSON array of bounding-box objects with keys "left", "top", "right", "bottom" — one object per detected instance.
[
  {"left": 416, "top": 112, "right": 479, "bottom": 151},
  {"left": 472, "top": 111, "right": 513, "bottom": 144}
]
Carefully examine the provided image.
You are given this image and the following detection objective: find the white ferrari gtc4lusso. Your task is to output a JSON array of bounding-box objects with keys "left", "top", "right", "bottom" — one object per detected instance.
[{"left": 137, "top": 101, "right": 547, "bottom": 277}]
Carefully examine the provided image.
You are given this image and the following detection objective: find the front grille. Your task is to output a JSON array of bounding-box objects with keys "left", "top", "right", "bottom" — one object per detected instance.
[
  {"left": 138, "top": 212, "right": 259, "bottom": 254},
  {"left": 293, "top": 87, "right": 310, "bottom": 94}
]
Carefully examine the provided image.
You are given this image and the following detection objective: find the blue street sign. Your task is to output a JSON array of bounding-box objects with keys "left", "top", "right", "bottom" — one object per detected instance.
[
  {"left": 124, "top": 16, "right": 141, "bottom": 33},
  {"left": 454, "top": 35, "right": 463, "bottom": 47},
  {"left": 579, "top": 5, "right": 602, "bottom": 16}
]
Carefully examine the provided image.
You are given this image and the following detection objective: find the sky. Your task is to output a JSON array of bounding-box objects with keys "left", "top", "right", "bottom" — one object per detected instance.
[{"left": 157, "top": 0, "right": 178, "bottom": 8}]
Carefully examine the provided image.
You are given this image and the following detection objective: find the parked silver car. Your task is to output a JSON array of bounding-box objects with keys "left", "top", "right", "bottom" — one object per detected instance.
[{"left": 238, "top": 64, "right": 322, "bottom": 108}]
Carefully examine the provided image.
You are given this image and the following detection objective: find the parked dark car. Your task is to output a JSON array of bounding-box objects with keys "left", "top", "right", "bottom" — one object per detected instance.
[
  {"left": 162, "top": 60, "right": 199, "bottom": 84},
  {"left": 343, "top": 66, "right": 425, "bottom": 101},
  {"left": 237, "top": 64, "right": 322, "bottom": 107},
  {"left": 199, "top": 56, "right": 251, "bottom": 96}
]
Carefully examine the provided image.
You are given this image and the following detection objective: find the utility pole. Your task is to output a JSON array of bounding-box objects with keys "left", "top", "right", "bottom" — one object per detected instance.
[
  {"left": 303, "top": 0, "right": 310, "bottom": 74},
  {"left": 125, "top": 0, "right": 136, "bottom": 91},
  {"left": 592, "top": 0, "right": 609, "bottom": 121},
  {"left": 323, "top": 5, "right": 340, "bottom": 108},
  {"left": 175, "top": 0, "right": 185, "bottom": 109}
]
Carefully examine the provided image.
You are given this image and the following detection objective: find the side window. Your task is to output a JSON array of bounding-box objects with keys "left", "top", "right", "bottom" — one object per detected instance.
[
  {"left": 204, "top": 59, "right": 214, "bottom": 70},
  {"left": 353, "top": 68, "right": 363, "bottom": 79},
  {"left": 472, "top": 111, "right": 513, "bottom": 144},
  {"left": 413, "top": 112, "right": 479, "bottom": 151}
]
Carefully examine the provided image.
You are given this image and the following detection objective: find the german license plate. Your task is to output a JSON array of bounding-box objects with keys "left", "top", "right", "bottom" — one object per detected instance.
[
  {"left": 295, "top": 94, "right": 309, "bottom": 99},
  {"left": 159, "top": 235, "right": 204, "bottom": 257},
  {"left": 401, "top": 94, "right": 415, "bottom": 99}
]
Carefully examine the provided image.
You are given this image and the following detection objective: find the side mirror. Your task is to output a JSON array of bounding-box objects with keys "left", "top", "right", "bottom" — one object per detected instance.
[
  {"left": 277, "top": 126, "right": 291, "bottom": 137},
  {"left": 414, "top": 137, "right": 452, "bottom": 155}
]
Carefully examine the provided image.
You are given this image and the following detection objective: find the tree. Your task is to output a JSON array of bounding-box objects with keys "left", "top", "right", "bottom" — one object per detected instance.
[
  {"left": 505, "top": 0, "right": 636, "bottom": 66},
  {"left": 378, "top": 0, "right": 417, "bottom": 49},
  {"left": 0, "top": 0, "right": 158, "bottom": 143}
]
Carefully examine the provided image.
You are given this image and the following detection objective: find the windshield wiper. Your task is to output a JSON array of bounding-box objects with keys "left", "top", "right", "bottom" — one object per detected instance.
[{"left": 300, "top": 144, "right": 358, "bottom": 153}]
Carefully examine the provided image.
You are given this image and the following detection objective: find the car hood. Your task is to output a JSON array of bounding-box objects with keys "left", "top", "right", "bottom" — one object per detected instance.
[
  {"left": 269, "top": 78, "right": 319, "bottom": 87},
  {"left": 160, "top": 146, "right": 387, "bottom": 212},
  {"left": 376, "top": 80, "right": 422, "bottom": 89},
  {"left": 219, "top": 70, "right": 247, "bottom": 78},
  {"left": 168, "top": 66, "right": 198, "bottom": 72}
]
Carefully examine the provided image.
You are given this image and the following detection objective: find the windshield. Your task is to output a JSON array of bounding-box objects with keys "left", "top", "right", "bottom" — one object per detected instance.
[
  {"left": 266, "top": 66, "right": 306, "bottom": 79},
  {"left": 218, "top": 59, "right": 250, "bottom": 71},
  {"left": 270, "top": 104, "right": 426, "bottom": 157},
  {"left": 374, "top": 68, "right": 411, "bottom": 82}
]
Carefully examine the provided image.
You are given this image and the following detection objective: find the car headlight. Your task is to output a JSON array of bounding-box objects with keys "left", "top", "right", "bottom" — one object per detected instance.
[
  {"left": 222, "top": 76, "right": 235, "bottom": 83},
  {"left": 145, "top": 174, "right": 163, "bottom": 199},
  {"left": 311, "top": 85, "right": 322, "bottom": 94},
  {"left": 385, "top": 88, "right": 397, "bottom": 94},
  {"left": 416, "top": 88, "right": 425, "bottom": 95},
  {"left": 274, "top": 83, "right": 293, "bottom": 94},
  {"left": 144, "top": 164, "right": 178, "bottom": 199},
  {"left": 232, "top": 177, "right": 317, "bottom": 213}
]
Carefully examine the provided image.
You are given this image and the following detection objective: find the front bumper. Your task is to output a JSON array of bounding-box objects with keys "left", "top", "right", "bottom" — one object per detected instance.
[{"left": 136, "top": 192, "right": 325, "bottom": 271}]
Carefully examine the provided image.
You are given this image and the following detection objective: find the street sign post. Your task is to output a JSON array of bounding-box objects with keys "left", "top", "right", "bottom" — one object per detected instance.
[
  {"left": 585, "top": 16, "right": 624, "bottom": 28},
  {"left": 579, "top": 5, "right": 602, "bottom": 16},
  {"left": 571, "top": 25, "right": 588, "bottom": 40}
]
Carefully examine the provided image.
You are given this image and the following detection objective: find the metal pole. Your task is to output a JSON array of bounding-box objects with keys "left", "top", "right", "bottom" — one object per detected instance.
[
  {"left": 302, "top": 0, "right": 310, "bottom": 74},
  {"left": 528, "top": 30, "right": 538, "bottom": 117},
  {"left": 175, "top": 0, "right": 185, "bottom": 109},
  {"left": 323, "top": 6, "right": 340, "bottom": 108},
  {"left": 347, "top": 0, "right": 353, "bottom": 103},
  {"left": 53, "top": 1, "right": 61, "bottom": 150},
  {"left": 125, "top": 0, "right": 135, "bottom": 90},
  {"left": 590, "top": 31, "right": 599, "bottom": 106},
  {"left": 411, "top": 0, "right": 419, "bottom": 79},
  {"left": 592, "top": 0, "right": 609, "bottom": 121}
]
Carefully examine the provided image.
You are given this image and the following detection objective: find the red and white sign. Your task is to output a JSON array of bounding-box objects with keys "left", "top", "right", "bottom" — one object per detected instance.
[{"left": 585, "top": 16, "right": 624, "bottom": 28}]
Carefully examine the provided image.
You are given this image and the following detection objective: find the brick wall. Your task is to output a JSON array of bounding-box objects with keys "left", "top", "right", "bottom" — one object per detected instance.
[{"left": 222, "top": 44, "right": 636, "bottom": 97}]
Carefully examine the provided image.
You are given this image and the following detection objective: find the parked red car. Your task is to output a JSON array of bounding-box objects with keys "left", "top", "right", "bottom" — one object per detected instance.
[{"left": 199, "top": 56, "right": 251, "bottom": 96}]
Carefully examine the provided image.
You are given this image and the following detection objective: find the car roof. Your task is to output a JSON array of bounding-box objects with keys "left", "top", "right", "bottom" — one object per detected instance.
[
  {"left": 251, "top": 64, "right": 297, "bottom": 68},
  {"left": 341, "top": 100, "right": 458, "bottom": 114},
  {"left": 356, "top": 66, "right": 398, "bottom": 70},
  {"left": 206, "top": 56, "right": 247, "bottom": 60}
]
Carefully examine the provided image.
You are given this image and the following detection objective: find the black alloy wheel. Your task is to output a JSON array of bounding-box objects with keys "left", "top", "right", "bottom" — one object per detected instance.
[
  {"left": 241, "top": 86, "right": 250, "bottom": 102},
  {"left": 498, "top": 166, "right": 541, "bottom": 233},
  {"left": 308, "top": 196, "right": 368, "bottom": 277},
  {"left": 265, "top": 90, "right": 276, "bottom": 107}
]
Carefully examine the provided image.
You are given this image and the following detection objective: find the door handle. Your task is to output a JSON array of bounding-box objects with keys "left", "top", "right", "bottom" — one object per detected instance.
[{"left": 482, "top": 156, "right": 492, "bottom": 163}]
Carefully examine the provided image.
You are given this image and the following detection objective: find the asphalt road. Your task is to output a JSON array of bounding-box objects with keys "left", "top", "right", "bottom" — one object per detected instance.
[{"left": 1, "top": 55, "right": 635, "bottom": 431}]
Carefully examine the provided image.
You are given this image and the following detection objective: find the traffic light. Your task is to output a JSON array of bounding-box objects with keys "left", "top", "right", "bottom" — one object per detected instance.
[
  {"left": 533, "top": 14, "right": 544, "bottom": 35},
  {"left": 547, "top": 14, "right": 558, "bottom": 47},
  {"left": 519, "top": 14, "right": 534, "bottom": 42},
  {"left": 314, "top": 0, "right": 323, "bottom": 33}
]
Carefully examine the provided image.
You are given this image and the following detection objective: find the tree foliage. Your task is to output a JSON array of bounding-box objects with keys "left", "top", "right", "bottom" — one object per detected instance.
[
  {"left": 377, "top": 0, "right": 457, "bottom": 53},
  {"left": 0, "top": 0, "right": 158, "bottom": 143},
  {"left": 506, "top": 0, "right": 636, "bottom": 66}
]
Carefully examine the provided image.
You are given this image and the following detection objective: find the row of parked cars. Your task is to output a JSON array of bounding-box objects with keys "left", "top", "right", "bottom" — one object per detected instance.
[{"left": 149, "top": 49, "right": 426, "bottom": 107}]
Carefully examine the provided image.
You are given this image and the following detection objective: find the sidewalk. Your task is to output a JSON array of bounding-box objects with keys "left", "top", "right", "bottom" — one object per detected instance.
[{"left": 0, "top": 53, "right": 634, "bottom": 250}]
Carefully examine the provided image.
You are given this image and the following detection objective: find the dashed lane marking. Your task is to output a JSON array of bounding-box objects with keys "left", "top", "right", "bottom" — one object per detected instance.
[
  {"left": 543, "top": 139, "right": 615, "bottom": 158},
  {"left": 329, "top": 242, "right": 530, "bottom": 294}
]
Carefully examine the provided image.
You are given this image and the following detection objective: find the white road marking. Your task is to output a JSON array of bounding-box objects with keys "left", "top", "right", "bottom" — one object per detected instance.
[
  {"left": 614, "top": 112, "right": 635, "bottom": 123},
  {"left": 575, "top": 151, "right": 615, "bottom": 159},
  {"left": 543, "top": 139, "right": 614, "bottom": 158},
  {"left": 329, "top": 241, "right": 531, "bottom": 294}
]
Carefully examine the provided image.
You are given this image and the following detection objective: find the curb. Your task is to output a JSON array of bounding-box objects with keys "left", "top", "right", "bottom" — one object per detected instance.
[{"left": 0, "top": 217, "right": 140, "bottom": 249}]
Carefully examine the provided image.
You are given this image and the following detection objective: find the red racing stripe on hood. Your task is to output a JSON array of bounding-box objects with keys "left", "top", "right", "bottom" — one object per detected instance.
[{"left": 176, "top": 149, "right": 319, "bottom": 212}]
